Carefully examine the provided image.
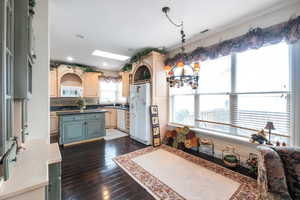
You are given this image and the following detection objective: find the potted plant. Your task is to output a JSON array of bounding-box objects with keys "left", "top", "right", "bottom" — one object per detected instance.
[{"left": 76, "top": 98, "right": 86, "bottom": 112}]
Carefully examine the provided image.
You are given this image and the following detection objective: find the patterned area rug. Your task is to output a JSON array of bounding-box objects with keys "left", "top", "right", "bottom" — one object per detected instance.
[{"left": 113, "top": 145, "right": 258, "bottom": 200}]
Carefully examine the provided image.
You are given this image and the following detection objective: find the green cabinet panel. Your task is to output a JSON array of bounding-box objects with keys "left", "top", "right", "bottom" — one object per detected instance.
[
  {"left": 48, "top": 179, "right": 61, "bottom": 200},
  {"left": 2, "top": 141, "right": 17, "bottom": 181},
  {"left": 85, "top": 119, "right": 105, "bottom": 139},
  {"left": 47, "top": 162, "right": 61, "bottom": 200},
  {"left": 61, "top": 120, "right": 85, "bottom": 144},
  {"left": 59, "top": 113, "right": 106, "bottom": 145}
]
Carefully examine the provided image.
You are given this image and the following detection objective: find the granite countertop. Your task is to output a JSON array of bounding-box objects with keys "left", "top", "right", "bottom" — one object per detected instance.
[
  {"left": 57, "top": 109, "right": 108, "bottom": 116},
  {"left": 102, "top": 106, "right": 129, "bottom": 110},
  {"left": 51, "top": 104, "right": 129, "bottom": 112}
]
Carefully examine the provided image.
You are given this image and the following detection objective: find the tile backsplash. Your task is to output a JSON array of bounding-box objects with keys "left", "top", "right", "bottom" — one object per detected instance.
[{"left": 50, "top": 97, "right": 99, "bottom": 107}]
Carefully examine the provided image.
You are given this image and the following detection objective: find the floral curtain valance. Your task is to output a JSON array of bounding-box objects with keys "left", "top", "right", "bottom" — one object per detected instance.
[
  {"left": 165, "top": 16, "right": 300, "bottom": 66},
  {"left": 99, "top": 76, "right": 121, "bottom": 83}
]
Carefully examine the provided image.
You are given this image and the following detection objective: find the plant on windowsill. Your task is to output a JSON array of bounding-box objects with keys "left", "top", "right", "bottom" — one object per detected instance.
[
  {"left": 163, "top": 126, "right": 198, "bottom": 150},
  {"left": 76, "top": 98, "right": 86, "bottom": 112}
]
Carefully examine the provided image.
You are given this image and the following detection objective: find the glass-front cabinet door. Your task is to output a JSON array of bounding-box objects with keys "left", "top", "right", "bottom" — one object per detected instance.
[{"left": 0, "top": 0, "right": 14, "bottom": 160}]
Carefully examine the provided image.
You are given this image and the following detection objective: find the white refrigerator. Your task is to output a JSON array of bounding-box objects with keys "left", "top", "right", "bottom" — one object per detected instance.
[{"left": 130, "top": 83, "right": 152, "bottom": 145}]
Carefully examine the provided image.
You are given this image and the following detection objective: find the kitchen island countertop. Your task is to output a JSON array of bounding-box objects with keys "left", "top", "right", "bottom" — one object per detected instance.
[{"left": 56, "top": 109, "right": 108, "bottom": 116}]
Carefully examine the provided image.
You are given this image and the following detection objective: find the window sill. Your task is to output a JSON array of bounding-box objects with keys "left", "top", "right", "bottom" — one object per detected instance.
[{"left": 167, "top": 122, "right": 259, "bottom": 148}]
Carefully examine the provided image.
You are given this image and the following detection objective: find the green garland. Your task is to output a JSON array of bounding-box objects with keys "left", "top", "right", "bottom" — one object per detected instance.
[
  {"left": 50, "top": 61, "right": 102, "bottom": 73},
  {"left": 77, "top": 65, "right": 100, "bottom": 73},
  {"left": 121, "top": 48, "right": 167, "bottom": 72}
]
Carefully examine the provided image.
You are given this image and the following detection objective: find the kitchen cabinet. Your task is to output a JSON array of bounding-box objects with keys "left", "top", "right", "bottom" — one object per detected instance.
[
  {"left": 50, "top": 112, "right": 59, "bottom": 134},
  {"left": 61, "top": 120, "right": 86, "bottom": 143},
  {"left": 49, "top": 67, "right": 101, "bottom": 98},
  {"left": 125, "top": 110, "right": 130, "bottom": 132},
  {"left": 14, "top": 0, "right": 35, "bottom": 99},
  {"left": 121, "top": 72, "right": 130, "bottom": 97},
  {"left": 86, "top": 115, "right": 105, "bottom": 139},
  {"left": 50, "top": 68, "right": 58, "bottom": 97},
  {"left": 83, "top": 72, "right": 99, "bottom": 97},
  {"left": 59, "top": 112, "right": 106, "bottom": 145},
  {"left": 105, "top": 109, "right": 117, "bottom": 129},
  {"left": 117, "top": 110, "right": 126, "bottom": 132},
  {"left": 50, "top": 112, "right": 59, "bottom": 143},
  {"left": 47, "top": 162, "right": 61, "bottom": 200}
]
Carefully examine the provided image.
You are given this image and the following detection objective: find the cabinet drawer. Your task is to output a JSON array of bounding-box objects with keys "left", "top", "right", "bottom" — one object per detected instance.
[
  {"left": 85, "top": 113, "right": 104, "bottom": 120},
  {"left": 61, "top": 115, "right": 84, "bottom": 122}
]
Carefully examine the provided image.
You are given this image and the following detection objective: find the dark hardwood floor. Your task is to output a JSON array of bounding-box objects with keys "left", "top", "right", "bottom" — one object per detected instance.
[{"left": 60, "top": 136, "right": 155, "bottom": 200}]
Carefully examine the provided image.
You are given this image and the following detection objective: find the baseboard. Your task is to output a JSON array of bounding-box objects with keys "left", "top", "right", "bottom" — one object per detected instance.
[{"left": 63, "top": 137, "right": 104, "bottom": 147}]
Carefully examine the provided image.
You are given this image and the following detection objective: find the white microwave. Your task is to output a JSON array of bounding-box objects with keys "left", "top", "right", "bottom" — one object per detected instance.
[{"left": 61, "top": 86, "right": 83, "bottom": 97}]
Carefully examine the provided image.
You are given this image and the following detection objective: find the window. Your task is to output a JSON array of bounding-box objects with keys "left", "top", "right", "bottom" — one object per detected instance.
[
  {"left": 170, "top": 86, "right": 195, "bottom": 126},
  {"left": 99, "top": 79, "right": 126, "bottom": 104},
  {"left": 169, "top": 43, "right": 291, "bottom": 142},
  {"left": 197, "top": 56, "right": 231, "bottom": 132},
  {"left": 234, "top": 43, "right": 290, "bottom": 140}
]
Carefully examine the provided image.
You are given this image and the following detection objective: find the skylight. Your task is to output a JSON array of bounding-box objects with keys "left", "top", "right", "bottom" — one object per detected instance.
[{"left": 92, "top": 50, "right": 129, "bottom": 61}]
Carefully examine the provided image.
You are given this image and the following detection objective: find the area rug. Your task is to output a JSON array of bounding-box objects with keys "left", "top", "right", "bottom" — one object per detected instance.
[
  {"left": 104, "top": 129, "right": 128, "bottom": 141},
  {"left": 113, "top": 145, "right": 258, "bottom": 200}
]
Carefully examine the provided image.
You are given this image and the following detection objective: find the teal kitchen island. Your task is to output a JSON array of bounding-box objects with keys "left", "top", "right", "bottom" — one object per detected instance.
[{"left": 57, "top": 110, "right": 107, "bottom": 145}]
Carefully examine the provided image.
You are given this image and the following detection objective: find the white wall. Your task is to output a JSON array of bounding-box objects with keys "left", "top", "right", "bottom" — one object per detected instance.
[{"left": 28, "top": 0, "right": 50, "bottom": 142}]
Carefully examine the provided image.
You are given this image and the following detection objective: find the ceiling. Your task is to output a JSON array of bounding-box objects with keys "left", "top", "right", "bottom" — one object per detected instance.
[{"left": 50, "top": 0, "right": 292, "bottom": 71}]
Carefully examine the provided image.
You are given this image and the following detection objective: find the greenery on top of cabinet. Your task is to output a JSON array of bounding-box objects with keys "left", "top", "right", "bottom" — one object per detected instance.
[
  {"left": 121, "top": 47, "right": 168, "bottom": 72},
  {"left": 50, "top": 61, "right": 102, "bottom": 73}
]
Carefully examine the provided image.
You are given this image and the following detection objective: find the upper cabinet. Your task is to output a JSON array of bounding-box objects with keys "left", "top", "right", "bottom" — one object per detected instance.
[
  {"left": 50, "top": 65, "right": 100, "bottom": 98},
  {"left": 14, "top": 0, "right": 35, "bottom": 99},
  {"left": 83, "top": 72, "right": 99, "bottom": 98},
  {"left": 121, "top": 72, "right": 130, "bottom": 97},
  {"left": 50, "top": 68, "right": 58, "bottom": 97}
]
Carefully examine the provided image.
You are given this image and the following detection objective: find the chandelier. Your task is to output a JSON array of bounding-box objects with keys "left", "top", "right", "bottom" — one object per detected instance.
[{"left": 162, "top": 6, "right": 200, "bottom": 89}]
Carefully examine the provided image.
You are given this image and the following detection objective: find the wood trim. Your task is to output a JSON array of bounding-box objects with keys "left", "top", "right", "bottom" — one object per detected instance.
[
  {"left": 63, "top": 137, "right": 104, "bottom": 147},
  {"left": 196, "top": 119, "right": 290, "bottom": 138}
]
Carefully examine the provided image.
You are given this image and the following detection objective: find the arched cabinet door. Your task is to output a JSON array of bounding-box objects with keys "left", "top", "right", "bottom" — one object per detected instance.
[{"left": 133, "top": 65, "right": 152, "bottom": 83}]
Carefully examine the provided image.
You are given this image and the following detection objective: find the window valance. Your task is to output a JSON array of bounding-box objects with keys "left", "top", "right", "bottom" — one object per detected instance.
[
  {"left": 165, "top": 16, "right": 300, "bottom": 66},
  {"left": 99, "top": 76, "right": 121, "bottom": 83}
]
